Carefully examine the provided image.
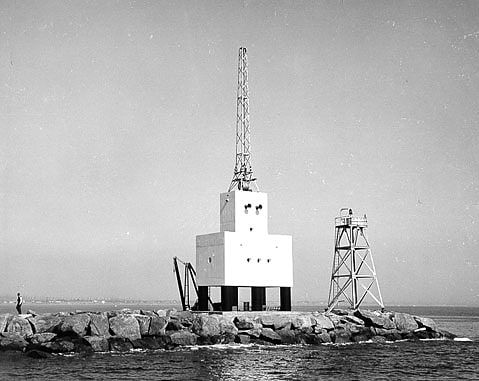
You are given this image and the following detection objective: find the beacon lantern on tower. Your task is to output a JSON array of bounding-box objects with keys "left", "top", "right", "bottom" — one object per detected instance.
[{"left": 195, "top": 48, "right": 293, "bottom": 311}]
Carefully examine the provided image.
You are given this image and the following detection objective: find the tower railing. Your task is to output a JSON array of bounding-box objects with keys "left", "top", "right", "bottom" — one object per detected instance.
[{"left": 334, "top": 207, "right": 368, "bottom": 227}]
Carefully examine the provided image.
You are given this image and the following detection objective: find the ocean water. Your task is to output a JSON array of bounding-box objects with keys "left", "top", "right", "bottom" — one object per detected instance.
[{"left": 0, "top": 305, "right": 478, "bottom": 380}]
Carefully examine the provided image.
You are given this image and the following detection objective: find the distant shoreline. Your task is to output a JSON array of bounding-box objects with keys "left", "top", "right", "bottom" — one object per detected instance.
[
  {"left": 1, "top": 299, "right": 477, "bottom": 308},
  {"left": 1, "top": 303, "right": 478, "bottom": 318}
]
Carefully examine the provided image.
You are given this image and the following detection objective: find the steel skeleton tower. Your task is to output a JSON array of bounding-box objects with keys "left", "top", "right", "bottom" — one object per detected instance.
[
  {"left": 229, "top": 47, "right": 257, "bottom": 192},
  {"left": 327, "top": 208, "right": 384, "bottom": 311}
]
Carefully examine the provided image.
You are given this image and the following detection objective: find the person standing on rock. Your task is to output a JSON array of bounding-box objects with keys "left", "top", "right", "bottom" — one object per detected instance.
[{"left": 16, "top": 292, "right": 23, "bottom": 314}]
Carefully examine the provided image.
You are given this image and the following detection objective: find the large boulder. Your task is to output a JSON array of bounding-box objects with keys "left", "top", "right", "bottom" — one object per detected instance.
[
  {"left": 58, "top": 314, "right": 90, "bottom": 336},
  {"left": 155, "top": 334, "right": 175, "bottom": 350},
  {"left": 371, "top": 335, "right": 387, "bottom": 343},
  {"left": 109, "top": 315, "right": 141, "bottom": 340},
  {"left": 84, "top": 336, "right": 109, "bottom": 352},
  {"left": 374, "top": 327, "right": 403, "bottom": 341},
  {"left": 29, "top": 333, "right": 57, "bottom": 346},
  {"left": 326, "top": 313, "right": 342, "bottom": 327},
  {"left": 28, "top": 314, "right": 62, "bottom": 333},
  {"left": 108, "top": 337, "right": 133, "bottom": 352},
  {"left": 0, "top": 314, "right": 12, "bottom": 333},
  {"left": 170, "top": 310, "right": 194, "bottom": 327},
  {"left": 134, "top": 315, "right": 151, "bottom": 337},
  {"left": 318, "top": 331, "right": 332, "bottom": 343},
  {"left": 213, "top": 316, "right": 238, "bottom": 343},
  {"left": 89, "top": 313, "right": 110, "bottom": 336},
  {"left": 42, "top": 339, "right": 76, "bottom": 353},
  {"left": 244, "top": 327, "right": 262, "bottom": 339},
  {"left": 340, "top": 315, "right": 365, "bottom": 326},
  {"left": 236, "top": 333, "right": 251, "bottom": 344},
  {"left": 256, "top": 314, "right": 292, "bottom": 330},
  {"left": 131, "top": 337, "right": 164, "bottom": 350},
  {"left": 333, "top": 325, "right": 353, "bottom": 344},
  {"left": 254, "top": 314, "right": 274, "bottom": 327},
  {"left": 192, "top": 315, "right": 221, "bottom": 338},
  {"left": 354, "top": 310, "right": 395, "bottom": 329},
  {"left": 106, "top": 310, "right": 119, "bottom": 319},
  {"left": 413, "top": 329, "right": 436, "bottom": 340},
  {"left": 233, "top": 316, "right": 255, "bottom": 330},
  {"left": 313, "top": 314, "right": 335, "bottom": 330},
  {"left": 0, "top": 333, "right": 28, "bottom": 351},
  {"left": 347, "top": 323, "right": 366, "bottom": 335},
  {"left": 149, "top": 316, "right": 168, "bottom": 336},
  {"left": 297, "top": 333, "right": 324, "bottom": 345},
  {"left": 219, "top": 317, "right": 238, "bottom": 337},
  {"left": 6, "top": 316, "right": 33, "bottom": 337},
  {"left": 414, "top": 316, "right": 438, "bottom": 332},
  {"left": 166, "top": 319, "right": 183, "bottom": 331},
  {"left": 292, "top": 315, "right": 313, "bottom": 331},
  {"left": 259, "top": 328, "right": 282, "bottom": 344},
  {"left": 393, "top": 313, "right": 418, "bottom": 332},
  {"left": 272, "top": 316, "right": 292, "bottom": 330},
  {"left": 169, "top": 331, "right": 198, "bottom": 346},
  {"left": 439, "top": 329, "right": 456, "bottom": 340},
  {"left": 351, "top": 326, "right": 374, "bottom": 342}
]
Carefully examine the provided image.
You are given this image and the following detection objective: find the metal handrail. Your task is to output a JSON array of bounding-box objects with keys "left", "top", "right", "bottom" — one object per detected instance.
[{"left": 335, "top": 210, "right": 368, "bottom": 227}]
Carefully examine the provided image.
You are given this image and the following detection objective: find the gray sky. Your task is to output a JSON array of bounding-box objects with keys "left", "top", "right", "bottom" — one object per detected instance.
[{"left": 1, "top": 1, "right": 478, "bottom": 306}]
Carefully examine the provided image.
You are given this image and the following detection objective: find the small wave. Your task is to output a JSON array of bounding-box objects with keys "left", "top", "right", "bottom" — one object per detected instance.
[
  {"left": 191, "top": 343, "right": 307, "bottom": 351},
  {"left": 453, "top": 337, "right": 472, "bottom": 342},
  {"left": 321, "top": 341, "right": 356, "bottom": 346},
  {"left": 419, "top": 338, "right": 447, "bottom": 342},
  {"left": 197, "top": 343, "right": 256, "bottom": 350},
  {"left": 129, "top": 348, "right": 148, "bottom": 353},
  {"left": 55, "top": 353, "right": 78, "bottom": 358}
]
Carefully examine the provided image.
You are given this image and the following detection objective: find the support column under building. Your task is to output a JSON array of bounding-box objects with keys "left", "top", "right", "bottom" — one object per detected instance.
[
  {"left": 251, "top": 287, "right": 266, "bottom": 311},
  {"left": 198, "top": 286, "right": 209, "bottom": 311},
  {"left": 221, "top": 286, "right": 238, "bottom": 311},
  {"left": 280, "top": 287, "right": 291, "bottom": 311}
]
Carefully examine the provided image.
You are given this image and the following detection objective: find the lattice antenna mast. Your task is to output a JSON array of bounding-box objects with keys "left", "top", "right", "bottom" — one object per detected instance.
[{"left": 229, "top": 47, "right": 258, "bottom": 192}]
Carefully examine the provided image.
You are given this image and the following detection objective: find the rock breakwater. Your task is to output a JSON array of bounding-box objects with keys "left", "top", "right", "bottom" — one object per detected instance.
[{"left": 0, "top": 309, "right": 455, "bottom": 355}]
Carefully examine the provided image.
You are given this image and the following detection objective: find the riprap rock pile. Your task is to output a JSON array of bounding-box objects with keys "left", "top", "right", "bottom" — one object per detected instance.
[{"left": 0, "top": 308, "right": 455, "bottom": 356}]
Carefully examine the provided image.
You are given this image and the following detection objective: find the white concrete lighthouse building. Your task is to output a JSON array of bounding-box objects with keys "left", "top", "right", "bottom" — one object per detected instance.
[{"left": 196, "top": 190, "right": 293, "bottom": 310}]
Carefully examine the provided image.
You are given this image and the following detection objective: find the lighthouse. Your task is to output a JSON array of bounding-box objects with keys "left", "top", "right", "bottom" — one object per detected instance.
[{"left": 195, "top": 48, "right": 293, "bottom": 311}]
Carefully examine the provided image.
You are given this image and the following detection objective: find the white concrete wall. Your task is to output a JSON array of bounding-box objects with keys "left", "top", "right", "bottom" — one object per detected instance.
[
  {"left": 197, "top": 190, "right": 293, "bottom": 288},
  {"left": 196, "top": 232, "right": 225, "bottom": 285},
  {"left": 196, "top": 231, "right": 293, "bottom": 287},
  {"left": 224, "top": 232, "right": 293, "bottom": 287},
  {"left": 220, "top": 191, "right": 268, "bottom": 234}
]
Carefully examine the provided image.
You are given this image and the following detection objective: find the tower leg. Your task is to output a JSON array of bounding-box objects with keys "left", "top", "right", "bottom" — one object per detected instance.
[
  {"left": 221, "top": 286, "right": 238, "bottom": 311},
  {"left": 251, "top": 287, "right": 266, "bottom": 311},
  {"left": 280, "top": 287, "right": 291, "bottom": 311},
  {"left": 198, "top": 286, "right": 209, "bottom": 311}
]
